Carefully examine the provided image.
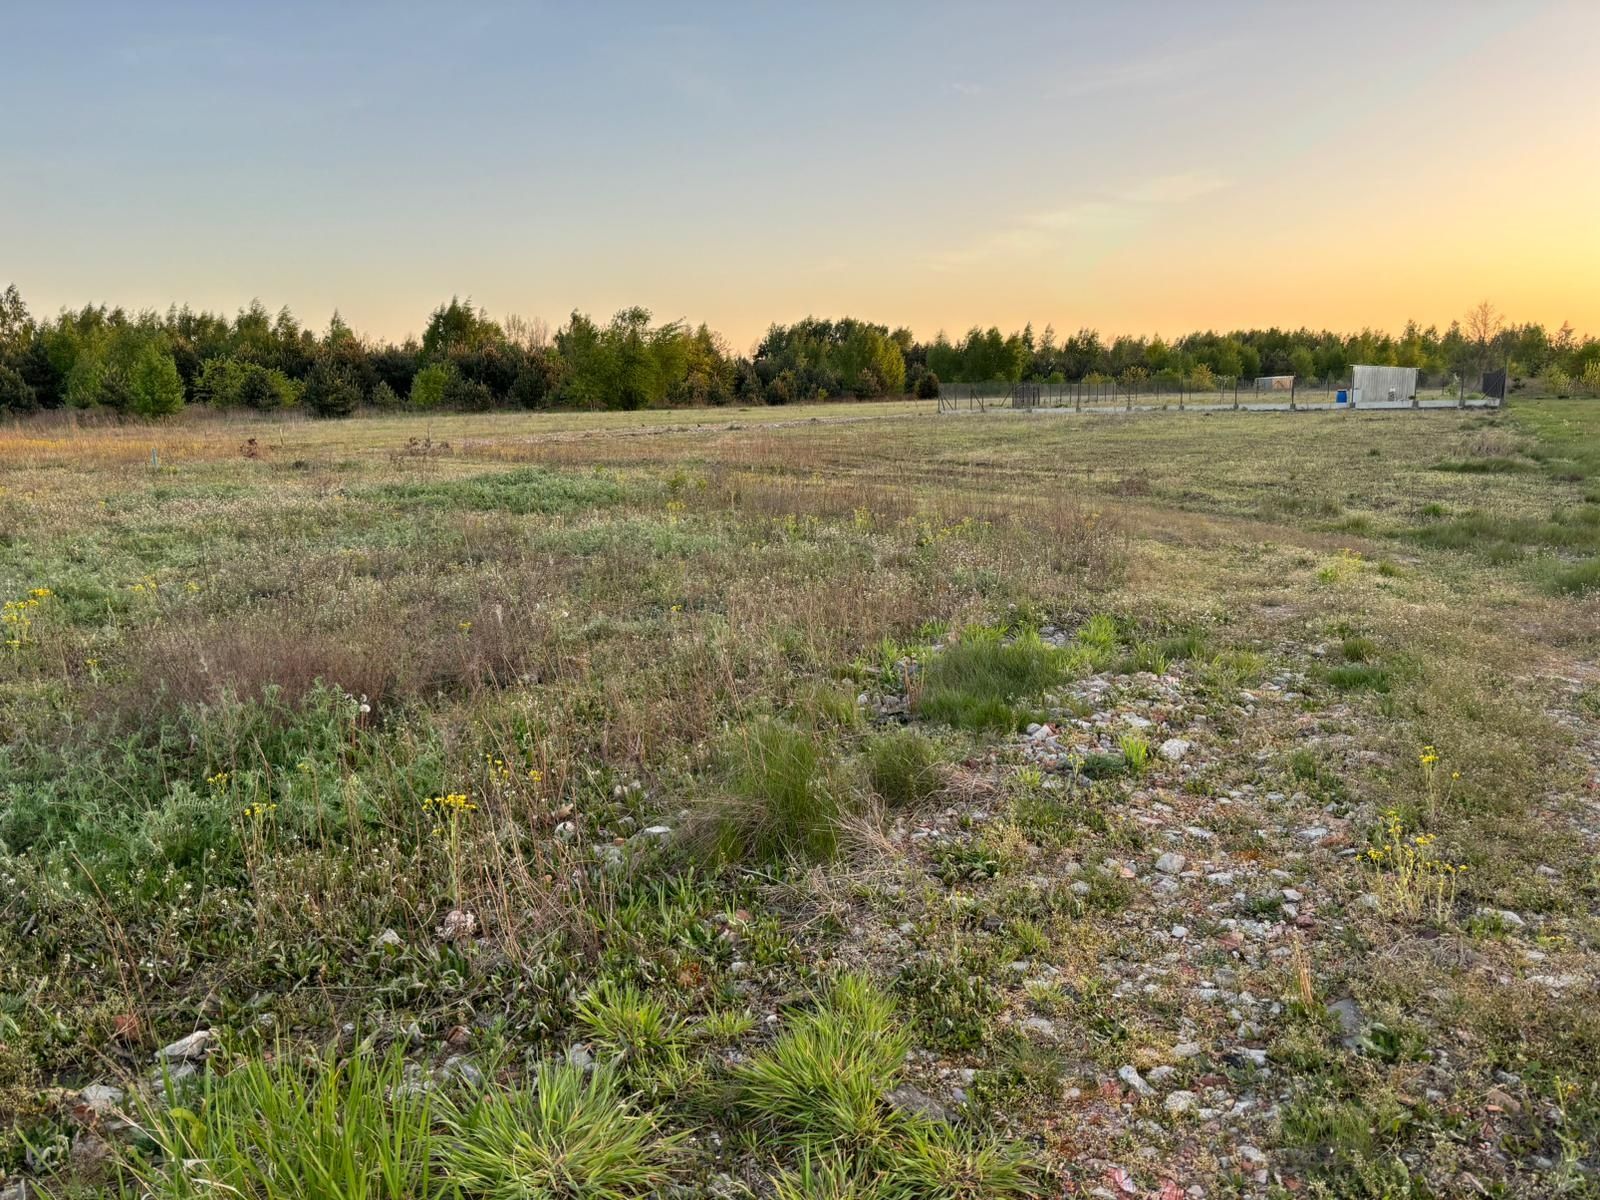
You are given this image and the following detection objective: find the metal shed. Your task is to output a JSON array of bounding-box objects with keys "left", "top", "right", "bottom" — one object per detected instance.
[{"left": 1351, "top": 365, "right": 1417, "bottom": 407}]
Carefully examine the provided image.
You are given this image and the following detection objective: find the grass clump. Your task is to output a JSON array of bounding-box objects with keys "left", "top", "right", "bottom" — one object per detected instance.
[
  {"left": 916, "top": 627, "right": 1066, "bottom": 732},
  {"left": 693, "top": 719, "right": 843, "bottom": 865},
  {"left": 732, "top": 974, "right": 1036, "bottom": 1197},
  {"left": 1543, "top": 556, "right": 1600, "bottom": 596},
  {"left": 130, "top": 1045, "right": 444, "bottom": 1199},
  {"left": 1323, "top": 663, "right": 1391, "bottom": 693},
  {"left": 443, "top": 1063, "right": 682, "bottom": 1199},
  {"left": 865, "top": 728, "right": 944, "bottom": 808},
  {"left": 730, "top": 972, "right": 910, "bottom": 1152}
]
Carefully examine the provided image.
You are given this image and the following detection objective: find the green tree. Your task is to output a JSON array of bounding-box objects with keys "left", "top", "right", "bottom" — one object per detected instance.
[
  {"left": 0, "top": 363, "right": 36, "bottom": 412},
  {"left": 302, "top": 359, "right": 362, "bottom": 417},
  {"left": 409, "top": 362, "right": 454, "bottom": 409},
  {"left": 128, "top": 343, "right": 185, "bottom": 416}
]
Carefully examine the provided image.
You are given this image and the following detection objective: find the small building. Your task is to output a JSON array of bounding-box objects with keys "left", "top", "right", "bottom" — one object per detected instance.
[{"left": 1351, "top": 365, "right": 1417, "bottom": 406}]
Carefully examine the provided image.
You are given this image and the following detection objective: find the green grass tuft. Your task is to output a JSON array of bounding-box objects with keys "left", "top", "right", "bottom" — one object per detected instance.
[
  {"left": 916, "top": 627, "right": 1066, "bottom": 732},
  {"left": 865, "top": 728, "right": 944, "bottom": 808},
  {"left": 692, "top": 719, "right": 843, "bottom": 864}
]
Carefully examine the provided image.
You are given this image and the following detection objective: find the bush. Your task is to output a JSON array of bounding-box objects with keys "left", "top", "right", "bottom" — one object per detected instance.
[
  {"left": 409, "top": 362, "right": 453, "bottom": 409},
  {"left": 370, "top": 379, "right": 402, "bottom": 410},
  {"left": 915, "top": 370, "right": 941, "bottom": 400},
  {"left": 237, "top": 363, "right": 298, "bottom": 410},
  {"left": 865, "top": 728, "right": 943, "bottom": 808},
  {"left": 0, "top": 363, "right": 36, "bottom": 412},
  {"left": 302, "top": 359, "right": 363, "bottom": 417},
  {"left": 443, "top": 371, "right": 494, "bottom": 411}
]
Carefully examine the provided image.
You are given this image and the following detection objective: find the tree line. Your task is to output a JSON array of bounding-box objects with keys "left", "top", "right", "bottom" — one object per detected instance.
[{"left": 0, "top": 285, "right": 1596, "bottom": 419}]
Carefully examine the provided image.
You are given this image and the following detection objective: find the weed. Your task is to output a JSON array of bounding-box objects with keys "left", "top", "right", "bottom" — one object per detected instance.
[
  {"left": 1117, "top": 731, "right": 1151, "bottom": 775},
  {"left": 895, "top": 948, "right": 1003, "bottom": 1052},
  {"left": 1323, "top": 663, "right": 1391, "bottom": 693},
  {"left": 1364, "top": 809, "right": 1467, "bottom": 923}
]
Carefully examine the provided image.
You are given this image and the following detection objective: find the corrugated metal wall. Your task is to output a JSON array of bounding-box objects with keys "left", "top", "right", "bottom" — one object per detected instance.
[{"left": 1352, "top": 365, "right": 1418, "bottom": 403}]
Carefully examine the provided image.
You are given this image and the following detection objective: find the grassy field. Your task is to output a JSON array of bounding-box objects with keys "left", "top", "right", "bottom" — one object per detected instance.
[{"left": 2, "top": 398, "right": 1598, "bottom": 1198}]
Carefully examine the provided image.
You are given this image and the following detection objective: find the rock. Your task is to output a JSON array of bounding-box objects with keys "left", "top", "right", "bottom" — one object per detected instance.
[
  {"left": 1118, "top": 1064, "right": 1155, "bottom": 1097},
  {"left": 1170, "top": 925, "right": 1189, "bottom": 939},
  {"left": 1158, "top": 738, "right": 1191, "bottom": 762},
  {"left": 1164, "top": 1089, "right": 1198, "bottom": 1115},
  {"left": 1146, "top": 1065, "right": 1176, "bottom": 1084},
  {"left": 1485, "top": 1087, "right": 1522, "bottom": 1115},
  {"left": 1328, "top": 998, "right": 1364, "bottom": 1049},
  {"left": 375, "top": 928, "right": 403, "bottom": 949},
  {"left": 441, "top": 1056, "right": 483, "bottom": 1088},
  {"left": 639, "top": 825, "right": 673, "bottom": 839},
  {"left": 1171, "top": 1042, "right": 1202, "bottom": 1060},
  {"left": 1206, "top": 871, "right": 1236, "bottom": 886},
  {"left": 1478, "top": 907, "right": 1525, "bottom": 929},
  {"left": 565, "top": 1043, "right": 595, "bottom": 1070},
  {"left": 1154, "top": 852, "right": 1187, "bottom": 875},
  {"left": 1296, "top": 826, "right": 1329, "bottom": 843},
  {"left": 158, "top": 1030, "right": 212, "bottom": 1062},
  {"left": 437, "top": 909, "right": 477, "bottom": 941},
  {"left": 77, "top": 1083, "right": 125, "bottom": 1114},
  {"left": 1022, "top": 1016, "right": 1059, "bottom": 1040},
  {"left": 1282, "top": 888, "right": 1303, "bottom": 903},
  {"left": 554, "top": 820, "right": 577, "bottom": 842},
  {"left": 1124, "top": 715, "right": 1153, "bottom": 729},
  {"left": 1528, "top": 973, "right": 1585, "bottom": 991},
  {"left": 888, "top": 1084, "right": 950, "bottom": 1122}
]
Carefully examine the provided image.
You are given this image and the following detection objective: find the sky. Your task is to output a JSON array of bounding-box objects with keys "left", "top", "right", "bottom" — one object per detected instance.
[{"left": 2, "top": 0, "right": 1597, "bottom": 351}]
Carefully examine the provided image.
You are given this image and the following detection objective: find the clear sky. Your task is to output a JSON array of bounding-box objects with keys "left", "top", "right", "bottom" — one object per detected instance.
[{"left": 3, "top": 1, "right": 1596, "bottom": 350}]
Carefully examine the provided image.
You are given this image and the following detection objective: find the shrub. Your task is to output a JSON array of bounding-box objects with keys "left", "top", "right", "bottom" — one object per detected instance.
[
  {"left": 443, "top": 1063, "right": 681, "bottom": 1198},
  {"left": 691, "top": 719, "right": 842, "bottom": 864},
  {"left": 915, "top": 370, "right": 941, "bottom": 400},
  {"left": 409, "top": 362, "right": 454, "bottom": 409},
  {"left": 369, "top": 379, "right": 402, "bottom": 410},
  {"left": 865, "top": 728, "right": 943, "bottom": 808},
  {"left": 444, "top": 371, "right": 495, "bottom": 411}
]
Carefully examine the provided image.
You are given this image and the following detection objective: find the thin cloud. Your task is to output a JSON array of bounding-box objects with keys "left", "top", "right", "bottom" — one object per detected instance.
[{"left": 931, "top": 172, "right": 1232, "bottom": 271}]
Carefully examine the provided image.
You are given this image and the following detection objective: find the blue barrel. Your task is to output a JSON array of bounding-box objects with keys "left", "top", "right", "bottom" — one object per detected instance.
[{"left": 1336, "top": 390, "right": 1348, "bottom": 404}]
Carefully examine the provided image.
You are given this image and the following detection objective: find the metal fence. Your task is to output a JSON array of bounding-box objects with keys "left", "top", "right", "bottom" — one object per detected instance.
[{"left": 936, "top": 375, "right": 1505, "bottom": 414}]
